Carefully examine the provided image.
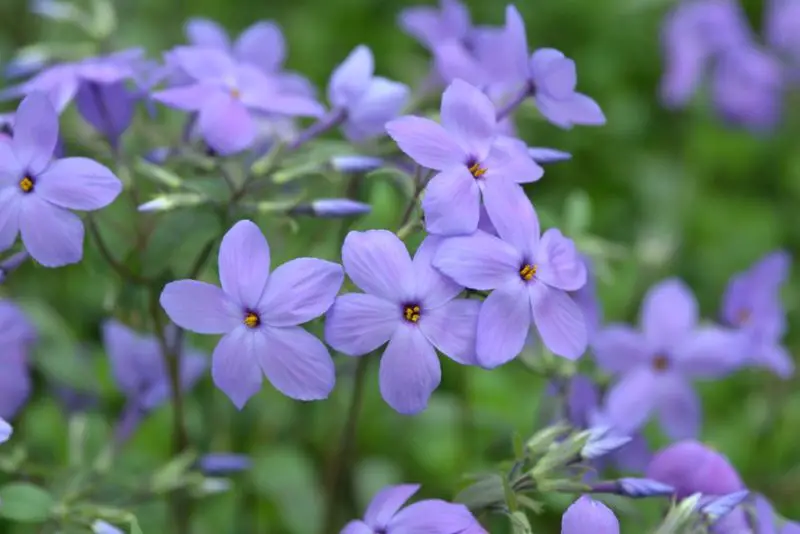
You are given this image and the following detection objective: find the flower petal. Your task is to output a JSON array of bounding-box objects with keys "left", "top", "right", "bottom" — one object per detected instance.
[
  {"left": 258, "top": 258, "right": 344, "bottom": 326},
  {"left": 674, "top": 326, "right": 747, "bottom": 378},
  {"left": 385, "top": 116, "right": 464, "bottom": 171},
  {"left": 591, "top": 325, "right": 650, "bottom": 374},
  {"left": 561, "top": 496, "right": 620, "bottom": 534},
  {"left": 102, "top": 320, "right": 154, "bottom": 398},
  {"left": 152, "top": 83, "right": 214, "bottom": 111},
  {"left": 0, "top": 354, "right": 30, "bottom": 419},
  {"left": 0, "top": 187, "right": 21, "bottom": 252},
  {"left": 12, "top": 93, "right": 59, "bottom": 174},
  {"left": 342, "top": 229, "right": 413, "bottom": 302},
  {"left": 531, "top": 283, "right": 587, "bottom": 360},
  {"left": 603, "top": 367, "right": 659, "bottom": 434},
  {"left": 0, "top": 141, "right": 22, "bottom": 187},
  {"left": 0, "top": 417, "right": 11, "bottom": 443},
  {"left": 234, "top": 21, "right": 285, "bottom": 73},
  {"left": 756, "top": 343, "right": 795, "bottom": 378},
  {"left": 171, "top": 46, "right": 235, "bottom": 81},
  {"left": 328, "top": 45, "right": 374, "bottom": 108},
  {"left": 420, "top": 298, "right": 480, "bottom": 365},
  {"left": 421, "top": 166, "right": 481, "bottom": 236},
  {"left": 485, "top": 136, "right": 544, "bottom": 184},
  {"left": 482, "top": 175, "right": 539, "bottom": 257},
  {"left": 390, "top": 500, "right": 479, "bottom": 532},
  {"left": 258, "top": 325, "right": 335, "bottom": 400},
  {"left": 19, "top": 196, "right": 83, "bottom": 267},
  {"left": 340, "top": 521, "right": 373, "bottom": 534},
  {"left": 185, "top": 18, "right": 230, "bottom": 49},
  {"left": 535, "top": 228, "right": 586, "bottom": 291},
  {"left": 35, "top": 157, "right": 121, "bottom": 211},
  {"left": 364, "top": 483, "right": 421, "bottom": 529},
  {"left": 198, "top": 93, "right": 256, "bottom": 155},
  {"left": 641, "top": 278, "right": 698, "bottom": 350},
  {"left": 499, "top": 5, "right": 532, "bottom": 83},
  {"left": 433, "top": 230, "right": 520, "bottom": 290},
  {"left": 345, "top": 77, "right": 410, "bottom": 140},
  {"left": 476, "top": 280, "right": 530, "bottom": 368},
  {"left": 379, "top": 325, "right": 440, "bottom": 414},
  {"left": 411, "top": 236, "right": 463, "bottom": 307},
  {"left": 324, "top": 294, "right": 400, "bottom": 356},
  {"left": 440, "top": 79, "right": 496, "bottom": 161},
  {"left": 564, "top": 93, "right": 606, "bottom": 126},
  {"left": 218, "top": 220, "right": 271, "bottom": 310},
  {"left": 160, "top": 280, "right": 240, "bottom": 334},
  {"left": 656, "top": 374, "right": 700, "bottom": 440},
  {"left": 211, "top": 326, "right": 264, "bottom": 409}
]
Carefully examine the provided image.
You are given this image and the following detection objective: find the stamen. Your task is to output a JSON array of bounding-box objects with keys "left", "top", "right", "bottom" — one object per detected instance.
[
  {"left": 468, "top": 162, "right": 487, "bottom": 178},
  {"left": 403, "top": 304, "right": 421, "bottom": 323},
  {"left": 652, "top": 354, "right": 669, "bottom": 372},
  {"left": 230, "top": 87, "right": 241, "bottom": 99},
  {"left": 736, "top": 308, "right": 750, "bottom": 325},
  {"left": 19, "top": 176, "right": 34, "bottom": 193},
  {"left": 519, "top": 264, "right": 537, "bottom": 281},
  {"left": 244, "top": 311, "right": 260, "bottom": 328}
]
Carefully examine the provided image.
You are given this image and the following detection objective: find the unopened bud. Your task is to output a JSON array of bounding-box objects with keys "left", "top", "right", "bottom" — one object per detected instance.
[
  {"left": 310, "top": 199, "right": 371, "bottom": 218},
  {"left": 528, "top": 147, "right": 571, "bottom": 164},
  {"left": 331, "top": 155, "right": 383, "bottom": 173}
]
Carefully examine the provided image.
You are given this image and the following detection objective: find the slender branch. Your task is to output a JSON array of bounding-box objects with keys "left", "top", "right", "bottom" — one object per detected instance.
[
  {"left": 86, "top": 216, "right": 154, "bottom": 285},
  {"left": 287, "top": 108, "right": 346, "bottom": 152}
]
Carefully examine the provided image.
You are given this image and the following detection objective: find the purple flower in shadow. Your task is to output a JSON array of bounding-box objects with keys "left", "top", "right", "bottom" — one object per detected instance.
[
  {"left": 593, "top": 278, "right": 745, "bottom": 439},
  {"left": 399, "top": 0, "right": 471, "bottom": 51},
  {"left": 325, "top": 232, "right": 479, "bottom": 414},
  {"left": 342, "top": 483, "right": 486, "bottom": 534},
  {"left": 0, "top": 298, "right": 35, "bottom": 419},
  {"left": 154, "top": 47, "right": 324, "bottom": 155},
  {"left": 386, "top": 79, "right": 542, "bottom": 236},
  {"left": 765, "top": 0, "right": 800, "bottom": 62},
  {"left": 328, "top": 46, "right": 409, "bottom": 141},
  {"left": 434, "top": 188, "right": 588, "bottom": 365},
  {"left": 160, "top": 220, "right": 343, "bottom": 409},
  {"left": 0, "top": 94, "right": 122, "bottom": 267},
  {"left": 75, "top": 81, "right": 136, "bottom": 149},
  {"left": 561, "top": 496, "right": 619, "bottom": 534}
]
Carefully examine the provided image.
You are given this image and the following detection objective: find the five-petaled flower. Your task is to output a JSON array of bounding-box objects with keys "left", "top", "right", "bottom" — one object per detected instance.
[
  {"left": 434, "top": 184, "right": 587, "bottom": 366},
  {"left": 593, "top": 278, "right": 745, "bottom": 440},
  {"left": 160, "top": 220, "right": 344, "bottom": 409},
  {"left": 0, "top": 94, "right": 122, "bottom": 267},
  {"left": 386, "top": 79, "right": 542, "bottom": 236},
  {"left": 325, "top": 230, "right": 480, "bottom": 414},
  {"left": 561, "top": 496, "right": 619, "bottom": 534}
]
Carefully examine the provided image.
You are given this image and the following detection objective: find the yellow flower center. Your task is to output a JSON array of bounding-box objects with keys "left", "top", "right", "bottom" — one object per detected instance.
[
  {"left": 468, "top": 162, "right": 487, "bottom": 178},
  {"left": 230, "top": 87, "right": 241, "bottom": 99},
  {"left": 244, "top": 311, "right": 260, "bottom": 328},
  {"left": 519, "top": 264, "right": 537, "bottom": 281},
  {"left": 652, "top": 354, "right": 669, "bottom": 372},
  {"left": 19, "top": 176, "right": 34, "bottom": 193},
  {"left": 403, "top": 304, "right": 421, "bottom": 323}
]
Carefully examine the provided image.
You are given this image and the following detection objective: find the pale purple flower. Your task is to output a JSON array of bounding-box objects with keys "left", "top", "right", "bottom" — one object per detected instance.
[
  {"left": 646, "top": 440, "right": 744, "bottom": 499},
  {"left": 325, "top": 231, "right": 479, "bottom": 414},
  {"left": 0, "top": 418, "right": 11, "bottom": 443},
  {"left": 488, "top": 6, "right": 605, "bottom": 128},
  {"left": 328, "top": 46, "right": 409, "bottom": 141},
  {"left": 659, "top": 0, "right": 751, "bottom": 107},
  {"left": 310, "top": 199, "right": 371, "bottom": 218},
  {"left": 720, "top": 250, "right": 793, "bottom": 377},
  {"left": 711, "top": 45, "right": 785, "bottom": 131},
  {"left": 153, "top": 47, "right": 324, "bottom": 155},
  {"left": 561, "top": 496, "right": 619, "bottom": 534},
  {"left": 102, "top": 320, "right": 207, "bottom": 411},
  {"left": 75, "top": 81, "right": 136, "bottom": 149},
  {"left": 593, "top": 279, "right": 745, "bottom": 439},
  {"left": 434, "top": 189, "right": 587, "bottom": 365},
  {"left": 160, "top": 220, "right": 343, "bottom": 409},
  {"left": 399, "top": 0, "right": 471, "bottom": 50},
  {"left": 386, "top": 79, "right": 542, "bottom": 236},
  {"left": 330, "top": 155, "right": 384, "bottom": 174},
  {"left": 755, "top": 494, "right": 800, "bottom": 534},
  {"left": 341, "top": 483, "right": 486, "bottom": 534},
  {"left": 0, "top": 94, "right": 122, "bottom": 267},
  {"left": 765, "top": 0, "right": 800, "bottom": 61},
  {"left": 0, "top": 298, "right": 34, "bottom": 419}
]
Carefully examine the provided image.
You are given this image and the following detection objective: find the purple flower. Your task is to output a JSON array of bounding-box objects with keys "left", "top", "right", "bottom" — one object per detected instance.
[
  {"left": 755, "top": 494, "right": 800, "bottom": 534},
  {"left": 0, "top": 94, "right": 122, "bottom": 267},
  {"left": 765, "top": 0, "right": 800, "bottom": 62},
  {"left": 160, "top": 220, "right": 343, "bottom": 409},
  {"left": 434, "top": 189, "right": 587, "bottom": 365},
  {"left": 659, "top": 0, "right": 751, "bottom": 107},
  {"left": 325, "top": 231, "right": 479, "bottom": 414},
  {"left": 342, "top": 483, "right": 486, "bottom": 534},
  {"left": 0, "top": 298, "right": 34, "bottom": 419},
  {"left": 561, "top": 496, "right": 619, "bottom": 534},
  {"left": 399, "top": 0, "right": 471, "bottom": 51},
  {"left": 154, "top": 47, "right": 324, "bottom": 155},
  {"left": 490, "top": 6, "right": 605, "bottom": 128},
  {"left": 75, "top": 81, "right": 136, "bottom": 149},
  {"left": 310, "top": 199, "right": 371, "bottom": 218},
  {"left": 720, "top": 250, "right": 793, "bottom": 377},
  {"left": 592, "top": 278, "right": 745, "bottom": 439},
  {"left": 198, "top": 453, "right": 252, "bottom": 475},
  {"left": 529, "top": 147, "right": 572, "bottom": 164},
  {"left": 328, "top": 46, "right": 409, "bottom": 141},
  {"left": 646, "top": 440, "right": 744, "bottom": 499},
  {"left": 710, "top": 45, "right": 785, "bottom": 131},
  {"left": 386, "top": 79, "right": 542, "bottom": 236},
  {"left": 102, "top": 320, "right": 207, "bottom": 411}
]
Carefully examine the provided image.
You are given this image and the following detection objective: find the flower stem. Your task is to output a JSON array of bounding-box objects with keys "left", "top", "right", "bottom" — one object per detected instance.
[
  {"left": 0, "top": 251, "right": 29, "bottom": 283},
  {"left": 87, "top": 215, "right": 154, "bottom": 285},
  {"left": 320, "top": 357, "right": 371, "bottom": 534},
  {"left": 496, "top": 84, "right": 534, "bottom": 122}
]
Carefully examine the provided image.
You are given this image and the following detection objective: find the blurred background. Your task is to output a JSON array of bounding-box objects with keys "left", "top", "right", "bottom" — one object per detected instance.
[{"left": 0, "top": 0, "right": 799, "bottom": 532}]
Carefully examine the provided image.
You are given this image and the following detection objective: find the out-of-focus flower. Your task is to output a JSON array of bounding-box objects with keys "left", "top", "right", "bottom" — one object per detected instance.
[
  {"left": 160, "top": 220, "right": 343, "bottom": 409},
  {"left": 328, "top": 46, "right": 409, "bottom": 141},
  {"left": 325, "top": 232, "right": 479, "bottom": 414},
  {"left": 765, "top": 0, "right": 800, "bottom": 62},
  {"left": 434, "top": 191, "right": 587, "bottom": 364},
  {"left": 754, "top": 493, "right": 800, "bottom": 534},
  {"left": 198, "top": 453, "right": 252, "bottom": 475},
  {"left": 593, "top": 278, "right": 745, "bottom": 439},
  {"left": 0, "top": 94, "right": 122, "bottom": 267},
  {"left": 0, "top": 299, "right": 34, "bottom": 420},
  {"left": 330, "top": 155, "right": 384, "bottom": 174},
  {"left": 0, "top": 417, "right": 12, "bottom": 444},
  {"left": 646, "top": 440, "right": 744, "bottom": 499},
  {"left": 386, "top": 79, "right": 542, "bottom": 236},
  {"left": 309, "top": 199, "right": 372, "bottom": 218},
  {"left": 399, "top": 0, "right": 471, "bottom": 51},
  {"left": 75, "top": 81, "right": 136, "bottom": 149},
  {"left": 561, "top": 496, "right": 619, "bottom": 534}
]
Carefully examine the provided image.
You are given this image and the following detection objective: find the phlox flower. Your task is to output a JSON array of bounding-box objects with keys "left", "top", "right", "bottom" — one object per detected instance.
[
  {"left": 325, "top": 231, "right": 479, "bottom": 414},
  {"left": 755, "top": 494, "right": 800, "bottom": 534},
  {"left": 0, "top": 298, "right": 34, "bottom": 420},
  {"left": 561, "top": 496, "right": 619, "bottom": 534},
  {"left": 160, "top": 220, "right": 343, "bottom": 409}
]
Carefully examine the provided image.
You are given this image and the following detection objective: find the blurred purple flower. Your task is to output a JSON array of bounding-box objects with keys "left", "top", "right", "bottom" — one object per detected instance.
[
  {"left": 755, "top": 493, "right": 800, "bottom": 534},
  {"left": 0, "top": 417, "right": 11, "bottom": 443},
  {"left": 341, "top": 483, "right": 486, "bottom": 534},
  {"left": 154, "top": 47, "right": 324, "bottom": 155},
  {"left": 765, "top": 0, "right": 800, "bottom": 62},
  {"left": 75, "top": 81, "right": 136, "bottom": 149},
  {"left": 434, "top": 191, "right": 587, "bottom": 365},
  {"left": 328, "top": 46, "right": 409, "bottom": 141},
  {"left": 0, "top": 298, "right": 35, "bottom": 419},
  {"left": 0, "top": 94, "right": 122, "bottom": 267},
  {"left": 331, "top": 155, "right": 384, "bottom": 174},
  {"left": 561, "top": 496, "right": 619, "bottom": 534},
  {"left": 646, "top": 440, "right": 744, "bottom": 499},
  {"left": 310, "top": 199, "right": 371, "bottom": 218},
  {"left": 3, "top": 49, "right": 49, "bottom": 80},
  {"left": 399, "top": 0, "right": 471, "bottom": 51},
  {"left": 91, "top": 520, "right": 124, "bottom": 534},
  {"left": 386, "top": 79, "right": 542, "bottom": 236},
  {"left": 325, "top": 232, "right": 479, "bottom": 414},
  {"left": 720, "top": 250, "right": 793, "bottom": 377},
  {"left": 593, "top": 278, "right": 745, "bottom": 439},
  {"left": 160, "top": 220, "right": 343, "bottom": 409},
  {"left": 659, "top": 0, "right": 751, "bottom": 107},
  {"left": 198, "top": 453, "right": 252, "bottom": 475}
]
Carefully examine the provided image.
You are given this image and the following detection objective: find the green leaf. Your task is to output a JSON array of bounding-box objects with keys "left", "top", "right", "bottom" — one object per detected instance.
[
  {"left": 130, "top": 516, "right": 144, "bottom": 534},
  {"left": 89, "top": 0, "right": 116, "bottom": 38},
  {"left": 140, "top": 209, "right": 221, "bottom": 277},
  {"left": 134, "top": 159, "right": 186, "bottom": 189},
  {"left": 509, "top": 511, "right": 533, "bottom": 534},
  {"left": 0, "top": 483, "right": 56, "bottom": 523},
  {"left": 150, "top": 450, "right": 197, "bottom": 494},
  {"left": 454, "top": 473, "right": 506, "bottom": 511}
]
